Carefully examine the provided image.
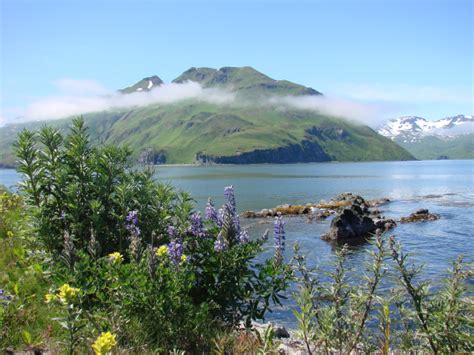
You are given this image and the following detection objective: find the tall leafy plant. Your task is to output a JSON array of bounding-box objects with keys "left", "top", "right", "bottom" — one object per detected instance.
[{"left": 14, "top": 117, "right": 191, "bottom": 257}]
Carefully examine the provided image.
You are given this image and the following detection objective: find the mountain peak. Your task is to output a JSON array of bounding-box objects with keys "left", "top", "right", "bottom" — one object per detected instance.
[
  {"left": 172, "top": 66, "right": 322, "bottom": 96},
  {"left": 120, "top": 75, "right": 163, "bottom": 94},
  {"left": 378, "top": 114, "right": 473, "bottom": 141}
]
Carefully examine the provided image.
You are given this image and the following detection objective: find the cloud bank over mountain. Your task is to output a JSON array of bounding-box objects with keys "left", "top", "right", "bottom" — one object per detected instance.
[
  {"left": 19, "top": 80, "right": 234, "bottom": 121},
  {"left": 3, "top": 77, "right": 392, "bottom": 126}
]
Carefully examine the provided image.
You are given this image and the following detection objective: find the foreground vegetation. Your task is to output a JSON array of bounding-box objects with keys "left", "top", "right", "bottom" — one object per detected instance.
[{"left": 1, "top": 119, "right": 472, "bottom": 353}]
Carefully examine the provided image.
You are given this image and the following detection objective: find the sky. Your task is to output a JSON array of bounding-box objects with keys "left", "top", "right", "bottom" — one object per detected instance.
[{"left": 0, "top": 0, "right": 472, "bottom": 125}]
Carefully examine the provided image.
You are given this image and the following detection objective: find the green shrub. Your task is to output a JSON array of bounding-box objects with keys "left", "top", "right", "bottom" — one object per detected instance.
[
  {"left": 12, "top": 119, "right": 291, "bottom": 352},
  {"left": 0, "top": 188, "right": 58, "bottom": 352},
  {"left": 14, "top": 118, "right": 192, "bottom": 257}
]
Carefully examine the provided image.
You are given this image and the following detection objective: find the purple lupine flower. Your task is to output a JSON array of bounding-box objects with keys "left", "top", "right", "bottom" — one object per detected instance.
[
  {"left": 238, "top": 228, "right": 250, "bottom": 244},
  {"left": 167, "top": 225, "right": 177, "bottom": 239},
  {"left": 0, "top": 289, "right": 12, "bottom": 306},
  {"left": 223, "top": 185, "right": 241, "bottom": 234},
  {"left": 224, "top": 185, "right": 236, "bottom": 214},
  {"left": 126, "top": 210, "right": 142, "bottom": 261},
  {"left": 126, "top": 210, "right": 139, "bottom": 226},
  {"left": 168, "top": 238, "right": 184, "bottom": 265},
  {"left": 126, "top": 210, "right": 141, "bottom": 236},
  {"left": 205, "top": 198, "right": 218, "bottom": 223},
  {"left": 273, "top": 213, "right": 286, "bottom": 265},
  {"left": 214, "top": 232, "right": 226, "bottom": 252},
  {"left": 217, "top": 208, "right": 225, "bottom": 228},
  {"left": 189, "top": 212, "right": 206, "bottom": 237}
]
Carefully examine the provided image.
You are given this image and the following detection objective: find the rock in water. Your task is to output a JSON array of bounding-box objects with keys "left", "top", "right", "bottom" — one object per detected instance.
[
  {"left": 400, "top": 209, "right": 440, "bottom": 223},
  {"left": 322, "top": 194, "right": 396, "bottom": 240}
]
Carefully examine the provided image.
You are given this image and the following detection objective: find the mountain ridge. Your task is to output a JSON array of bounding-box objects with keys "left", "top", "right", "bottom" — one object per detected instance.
[
  {"left": 377, "top": 115, "right": 473, "bottom": 160},
  {"left": 0, "top": 67, "right": 414, "bottom": 166},
  {"left": 378, "top": 115, "right": 473, "bottom": 142}
]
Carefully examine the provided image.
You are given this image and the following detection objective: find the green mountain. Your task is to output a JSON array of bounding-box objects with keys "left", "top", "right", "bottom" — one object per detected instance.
[
  {"left": 0, "top": 67, "right": 414, "bottom": 166},
  {"left": 173, "top": 66, "right": 321, "bottom": 97},
  {"left": 397, "top": 134, "right": 474, "bottom": 160}
]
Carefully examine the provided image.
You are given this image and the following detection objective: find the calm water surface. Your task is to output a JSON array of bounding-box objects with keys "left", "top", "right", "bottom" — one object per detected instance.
[{"left": 1, "top": 160, "right": 473, "bottom": 326}]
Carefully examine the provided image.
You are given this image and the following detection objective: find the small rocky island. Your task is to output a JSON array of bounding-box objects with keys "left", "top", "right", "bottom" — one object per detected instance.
[
  {"left": 241, "top": 193, "right": 441, "bottom": 241},
  {"left": 321, "top": 193, "right": 396, "bottom": 241}
]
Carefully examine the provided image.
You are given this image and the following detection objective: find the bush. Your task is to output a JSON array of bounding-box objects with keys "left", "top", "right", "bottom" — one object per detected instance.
[
  {"left": 11, "top": 119, "right": 291, "bottom": 352},
  {"left": 0, "top": 187, "right": 58, "bottom": 352},
  {"left": 14, "top": 118, "right": 192, "bottom": 257}
]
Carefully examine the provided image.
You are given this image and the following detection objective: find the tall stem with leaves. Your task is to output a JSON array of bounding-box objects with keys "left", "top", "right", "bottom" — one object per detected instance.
[{"left": 389, "top": 236, "right": 438, "bottom": 353}]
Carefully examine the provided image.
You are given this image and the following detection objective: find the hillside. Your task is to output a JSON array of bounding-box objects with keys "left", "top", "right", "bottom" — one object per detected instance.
[
  {"left": 396, "top": 134, "right": 474, "bottom": 160},
  {"left": 378, "top": 115, "right": 473, "bottom": 160},
  {"left": 0, "top": 67, "right": 414, "bottom": 166}
]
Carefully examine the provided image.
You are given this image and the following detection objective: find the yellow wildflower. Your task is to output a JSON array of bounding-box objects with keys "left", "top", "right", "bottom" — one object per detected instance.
[
  {"left": 92, "top": 331, "right": 117, "bottom": 355},
  {"left": 108, "top": 252, "right": 123, "bottom": 264},
  {"left": 58, "top": 283, "right": 80, "bottom": 304},
  {"left": 180, "top": 254, "right": 187, "bottom": 263},
  {"left": 44, "top": 293, "right": 57, "bottom": 303},
  {"left": 156, "top": 245, "right": 169, "bottom": 257}
]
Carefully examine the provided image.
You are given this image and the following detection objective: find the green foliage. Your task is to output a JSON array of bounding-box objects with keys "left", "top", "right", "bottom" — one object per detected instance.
[
  {"left": 292, "top": 232, "right": 473, "bottom": 353},
  {"left": 389, "top": 237, "right": 473, "bottom": 353},
  {"left": 13, "top": 118, "right": 191, "bottom": 257},
  {"left": 7, "top": 119, "right": 292, "bottom": 352},
  {"left": 0, "top": 187, "right": 58, "bottom": 352},
  {"left": 55, "top": 213, "right": 290, "bottom": 352},
  {"left": 292, "top": 231, "right": 387, "bottom": 354}
]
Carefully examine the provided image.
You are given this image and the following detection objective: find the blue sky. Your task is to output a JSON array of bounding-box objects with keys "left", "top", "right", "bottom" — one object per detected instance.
[{"left": 1, "top": 0, "right": 472, "bottom": 124}]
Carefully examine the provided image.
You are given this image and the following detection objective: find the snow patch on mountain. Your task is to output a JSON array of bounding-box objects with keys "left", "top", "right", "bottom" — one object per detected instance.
[{"left": 378, "top": 115, "right": 473, "bottom": 142}]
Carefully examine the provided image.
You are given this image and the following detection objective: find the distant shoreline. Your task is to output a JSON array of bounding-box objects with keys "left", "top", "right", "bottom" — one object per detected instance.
[{"left": 3, "top": 158, "right": 474, "bottom": 171}]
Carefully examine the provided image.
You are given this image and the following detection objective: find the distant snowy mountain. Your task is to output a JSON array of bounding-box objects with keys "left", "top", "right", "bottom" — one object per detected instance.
[
  {"left": 378, "top": 115, "right": 474, "bottom": 142},
  {"left": 377, "top": 115, "right": 474, "bottom": 160}
]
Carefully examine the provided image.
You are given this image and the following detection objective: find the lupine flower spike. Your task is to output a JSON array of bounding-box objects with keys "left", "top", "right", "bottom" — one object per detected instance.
[
  {"left": 273, "top": 213, "right": 286, "bottom": 265},
  {"left": 126, "top": 210, "right": 142, "bottom": 261},
  {"left": 189, "top": 212, "right": 206, "bottom": 237},
  {"left": 205, "top": 197, "right": 218, "bottom": 223},
  {"left": 214, "top": 231, "right": 226, "bottom": 252}
]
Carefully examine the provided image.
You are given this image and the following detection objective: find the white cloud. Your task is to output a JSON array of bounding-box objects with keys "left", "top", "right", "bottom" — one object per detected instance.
[
  {"left": 1, "top": 78, "right": 405, "bottom": 127},
  {"left": 267, "top": 95, "right": 393, "bottom": 126},
  {"left": 20, "top": 81, "right": 235, "bottom": 121}
]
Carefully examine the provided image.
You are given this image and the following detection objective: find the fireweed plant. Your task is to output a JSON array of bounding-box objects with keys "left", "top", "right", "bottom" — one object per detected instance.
[{"left": 11, "top": 118, "right": 291, "bottom": 352}]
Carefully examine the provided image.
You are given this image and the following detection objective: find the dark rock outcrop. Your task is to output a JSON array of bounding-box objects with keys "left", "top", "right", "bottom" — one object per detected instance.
[
  {"left": 400, "top": 209, "right": 440, "bottom": 223},
  {"left": 138, "top": 148, "right": 167, "bottom": 165},
  {"left": 322, "top": 194, "right": 396, "bottom": 240},
  {"left": 196, "top": 140, "right": 331, "bottom": 164}
]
